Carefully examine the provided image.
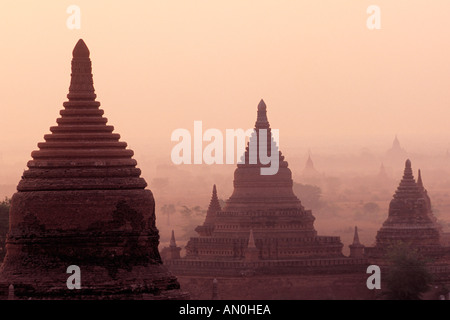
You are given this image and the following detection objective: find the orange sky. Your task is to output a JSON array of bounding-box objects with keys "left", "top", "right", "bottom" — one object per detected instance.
[{"left": 1, "top": 1, "right": 450, "bottom": 184}]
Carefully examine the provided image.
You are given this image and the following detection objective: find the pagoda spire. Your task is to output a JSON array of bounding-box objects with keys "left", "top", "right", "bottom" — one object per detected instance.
[
  {"left": 391, "top": 159, "right": 421, "bottom": 201},
  {"left": 417, "top": 169, "right": 423, "bottom": 190},
  {"left": 248, "top": 229, "right": 256, "bottom": 248},
  {"left": 255, "top": 99, "right": 270, "bottom": 129},
  {"left": 352, "top": 226, "right": 361, "bottom": 246},
  {"left": 207, "top": 185, "right": 222, "bottom": 216},
  {"left": 403, "top": 159, "right": 413, "bottom": 179},
  {"left": 170, "top": 230, "right": 177, "bottom": 248},
  {"left": 67, "top": 39, "right": 96, "bottom": 101},
  {"left": 393, "top": 135, "right": 400, "bottom": 149},
  {"left": 305, "top": 154, "right": 315, "bottom": 170},
  {"left": 349, "top": 226, "right": 364, "bottom": 258}
]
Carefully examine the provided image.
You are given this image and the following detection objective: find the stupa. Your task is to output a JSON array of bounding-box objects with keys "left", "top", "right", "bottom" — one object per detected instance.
[
  {"left": 301, "top": 153, "right": 321, "bottom": 185},
  {"left": 167, "top": 100, "right": 366, "bottom": 278},
  {"left": 0, "top": 39, "right": 186, "bottom": 299},
  {"left": 385, "top": 135, "right": 407, "bottom": 160},
  {"left": 365, "top": 159, "right": 443, "bottom": 259}
]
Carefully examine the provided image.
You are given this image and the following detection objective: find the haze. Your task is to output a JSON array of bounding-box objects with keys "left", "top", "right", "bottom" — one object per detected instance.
[{"left": 1, "top": 1, "right": 450, "bottom": 251}]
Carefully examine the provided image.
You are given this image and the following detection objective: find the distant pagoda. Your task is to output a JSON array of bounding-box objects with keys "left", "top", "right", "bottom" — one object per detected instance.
[
  {"left": 0, "top": 39, "right": 187, "bottom": 299},
  {"left": 365, "top": 159, "right": 444, "bottom": 259},
  {"left": 385, "top": 135, "right": 407, "bottom": 160},
  {"left": 167, "top": 100, "right": 366, "bottom": 276},
  {"left": 301, "top": 153, "right": 321, "bottom": 185}
]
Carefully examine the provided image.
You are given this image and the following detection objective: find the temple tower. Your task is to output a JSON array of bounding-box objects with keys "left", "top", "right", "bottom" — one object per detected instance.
[
  {"left": 0, "top": 39, "right": 186, "bottom": 299},
  {"left": 244, "top": 229, "right": 260, "bottom": 261},
  {"left": 349, "top": 226, "right": 365, "bottom": 258},
  {"left": 168, "top": 230, "right": 182, "bottom": 260},
  {"left": 367, "top": 159, "right": 442, "bottom": 258},
  {"left": 195, "top": 185, "right": 221, "bottom": 237},
  {"left": 184, "top": 100, "right": 345, "bottom": 261}
]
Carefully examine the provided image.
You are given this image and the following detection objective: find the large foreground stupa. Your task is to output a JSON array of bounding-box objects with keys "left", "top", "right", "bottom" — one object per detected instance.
[{"left": 0, "top": 40, "right": 186, "bottom": 299}]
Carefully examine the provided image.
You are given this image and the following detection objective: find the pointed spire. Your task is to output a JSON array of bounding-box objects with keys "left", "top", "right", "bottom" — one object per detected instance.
[
  {"left": 67, "top": 39, "right": 96, "bottom": 101},
  {"left": 305, "top": 154, "right": 315, "bottom": 170},
  {"left": 170, "top": 230, "right": 177, "bottom": 247},
  {"left": 417, "top": 169, "right": 423, "bottom": 189},
  {"left": 248, "top": 229, "right": 256, "bottom": 248},
  {"left": 207, "top": 184, "right": 222, "bottom": 215},
  {"left": 393, "top": 135, "right": 400, "bottom": 148},
  {"left": 378, "top": 162, "right": 387, "bottom": 179},
  {"left": 352, "top": 226, "right": 361, "bottom": 246},
  {"left": 255, "top": 99, "right": 270, "bottom": 129},
  {"left": 392, "top": 159, "right": 424, "bottom": 203}
]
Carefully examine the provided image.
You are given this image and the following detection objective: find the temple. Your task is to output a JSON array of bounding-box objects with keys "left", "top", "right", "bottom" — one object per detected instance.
[
  {"left": 365, "top": 159, "right": 445, "bottom": 260},
  {"left": 166, "top": 100, "right": 367, "bottom": 286},
  {"left": 385, "top": 135, "right": 407, "bottom": 160},
  {"left": 301, "top": 153, "right": 321, "bottom": 185},
  {"left": 0, "top": 39, "right": 187, "bottom": 299}
]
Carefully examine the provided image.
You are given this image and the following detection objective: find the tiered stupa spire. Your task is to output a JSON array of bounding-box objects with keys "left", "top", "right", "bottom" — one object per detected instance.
[
  {"left": 370, "top": 159, "right": 442, "bottom": 253},
  {"left": 225, "top": 100, "right": 300, "bottom": 211},
  {"left": 205, "top": 185, "right": 221, "bottom": 223},
  {"left": 195, "top": 185, "right": 222, "bottom": 236}
]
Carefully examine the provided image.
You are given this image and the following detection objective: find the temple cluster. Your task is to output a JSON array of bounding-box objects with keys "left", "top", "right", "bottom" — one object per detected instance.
[{"left": 1, "top": 39, "right": 450, "bottom": 300}]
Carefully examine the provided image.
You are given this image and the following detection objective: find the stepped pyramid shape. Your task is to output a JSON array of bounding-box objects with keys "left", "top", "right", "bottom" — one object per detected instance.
[
  {"left": 0, "top": 39, "right": 186, "bottom": 299},
  {"left": 372, "top": 159, "right": 442, "bottom": 253},
  {"left": 184, "top": 100, "right": 346, "bottom": 262}
]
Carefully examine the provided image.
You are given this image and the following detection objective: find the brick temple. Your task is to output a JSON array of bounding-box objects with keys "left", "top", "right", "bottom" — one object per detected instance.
[
  {"left": 0, "top": 39, "right": 187, "bottom": 299},
  {"left": 165, "top": 100, "right": 368, "bottom": 287},
  {"left": 365, "top": 159, "right": 448, "bottom": 261}
]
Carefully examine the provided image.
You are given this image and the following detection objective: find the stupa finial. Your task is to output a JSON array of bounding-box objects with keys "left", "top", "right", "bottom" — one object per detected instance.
[
  {"left": 255, "top": 99, "right": 269, "bottom": 129},
  {"left": 170, "top": 230, "right": 177, "bottom": 247},
  {"left": 67, "top": 39, "right": 96, "bottom": 101},
  {"left": 402, "top": 159, "right": 413, "bottom": 180},
  {"left": 417, "top": 169, "right": 424, "bottom": 189},
  {"left": 72, "top": 39, "right": 90, "bottom": 58},
  {"left": 352, "top": 226, "right": 361, "bottom": 246}
]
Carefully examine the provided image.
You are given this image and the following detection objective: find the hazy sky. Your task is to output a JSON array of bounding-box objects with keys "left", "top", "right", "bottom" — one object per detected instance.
[{"left": 1, "top": 1, "right": 450, "bottom": 179}]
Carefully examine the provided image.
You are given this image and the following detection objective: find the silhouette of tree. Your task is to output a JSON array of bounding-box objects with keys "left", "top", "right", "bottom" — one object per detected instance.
[
  {"left": 160, "top": 204, "right": 176, "bottom": 226},
  {"left": 292, "top": 183, "right": 323, "bottom": 209},
  {"left": 179, "top": 205, "right": 206, "bottom": 239},
  {"left": 385, "top": 242, "right": 433, "bottom": 300}
]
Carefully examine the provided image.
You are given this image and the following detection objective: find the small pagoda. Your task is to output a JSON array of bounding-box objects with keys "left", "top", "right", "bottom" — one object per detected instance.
[{"left": 365, "top": 159, "right": 444, "bottom": 259}]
